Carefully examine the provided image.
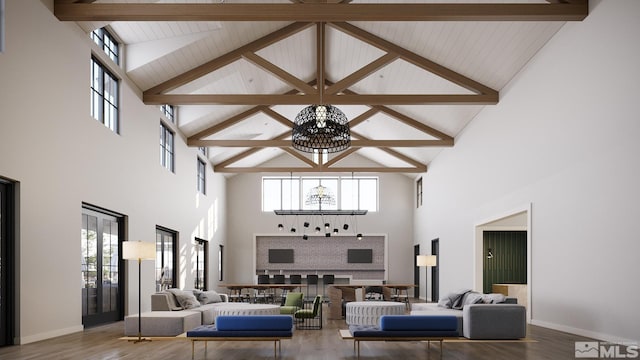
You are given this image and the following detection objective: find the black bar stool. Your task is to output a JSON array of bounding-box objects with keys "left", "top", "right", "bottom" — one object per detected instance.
[
  {"left": 322, "top": 274, "right": 335, "bottom": 301},
  {"left": 305, "top": 274, "right": 318, "bottom": 302}
]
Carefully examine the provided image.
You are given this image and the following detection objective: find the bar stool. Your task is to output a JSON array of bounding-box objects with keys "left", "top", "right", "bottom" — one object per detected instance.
[
  {"left": 305, "top": 275, "right": 318, "bottom": 302},
  {"left": 254, "top": 274, "right": 272, "bottom": 303},
  {"left": 289, "top": 274, "right": 302, "bottom": 291},
  {"left": 273, "top": 274, "right": 286, "bottom": 304},
  {"left": 322, "top": 274, "right": 335, "bottom": 302}
]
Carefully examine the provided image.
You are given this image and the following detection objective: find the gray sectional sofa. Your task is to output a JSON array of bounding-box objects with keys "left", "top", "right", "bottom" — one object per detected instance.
[
  {"left": 410, "top": 290, "right": 526, "bottom": 339},
  {"left": 151, "top": 288, "right": 232, "bottom": 325}
]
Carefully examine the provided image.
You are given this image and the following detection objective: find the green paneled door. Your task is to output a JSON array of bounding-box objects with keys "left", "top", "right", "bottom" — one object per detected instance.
[{"left": 483, "top": 231, "right": 527, "bottom": 293}]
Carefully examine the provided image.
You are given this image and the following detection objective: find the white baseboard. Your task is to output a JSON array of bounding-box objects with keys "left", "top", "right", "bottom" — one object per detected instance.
[
  {"left": 17, "top": 325, "right": 84, "bottom": 345},
  {"left": 530, "top": 319, "right": 637, "bottom": 344}
]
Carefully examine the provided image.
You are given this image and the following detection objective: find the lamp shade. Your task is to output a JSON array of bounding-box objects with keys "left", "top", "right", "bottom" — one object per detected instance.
[
  {"left": 416, "top": 255, "right": 437, "bottom": 267},
  {"left": 122, "top": 241, "right": 156, "bottom": 261}
]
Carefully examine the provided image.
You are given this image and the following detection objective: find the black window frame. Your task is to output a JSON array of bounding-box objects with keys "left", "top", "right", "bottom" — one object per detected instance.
[
  {"left": 91, "top": 57, "right": 119, "bottom": 133},
  {"left": 197, "top": 158, "right": 206, "bottom": 195},
  {"left": 160, "top": 122, "right": 175, "bottom": 173},
  {"left": 194, "top": 238, "right": 208, "bottom": 291},
  {"left": 91, "top": 27, "right": 119, "bottom": 65},
  {"left": 156, "top": 226, "right": 178, "bottom": 291},
  {"left": 417, "top": 177, "right": 423, "bottom": 208},
  {"left": 218, "top": 245, "right": 224, "bottom": 282},
  {"left": 161, "top": 104, "right": 175, "bottom": 123}
]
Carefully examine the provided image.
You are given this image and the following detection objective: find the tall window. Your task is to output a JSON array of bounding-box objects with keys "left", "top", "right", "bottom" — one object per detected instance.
[
  {"left": 263, "top": 177, "right": 300, "bottom": 211},
  {"left": 416, "top": 177, "right": 423, "bottom": 208},
  {"left": 91, "top": 57, "right": 119, "bottom": 133},
  {"left": 198, "top": 147, "right": 207, "bottom": 157},
  {"left": 194, "top": 238, "right": 208, "bottom": 291},
  {"left": 0, "top": 0, "right": 5, "bottom": 53},
  {"left": 262, "top": 176, "right": 378, "bottom": 212},
  {"left": 218, "top": 245, "right": 224, "bottom": 281},
  {"left": 161, "top": 104, "right": 175, "bottom": 123},
  {"left": 156, "top": 227, "right": 177, "bottom": 291},
  {"left": 197, "top": 159, "right": 206, "bottom": 195},
  {"left": 91, "top": 27, "right": 119, "bottom": 65},
  {"left": 340, "top": 177, "right": 377, "bottom": 211},
  {"left": 160, "top": 123, "right": 174, "bottom": 172}
]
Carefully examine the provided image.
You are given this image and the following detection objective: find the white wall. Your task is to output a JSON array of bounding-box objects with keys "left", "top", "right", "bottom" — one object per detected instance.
[
  {"left": 414, "top": 0, "right": 640, "bottom": 343},
  {"left": 226, "top": 153, "right": 415, "bottom": 285},
  {"left": 0, "top": 1, "right": 226, "bottom": 344}
]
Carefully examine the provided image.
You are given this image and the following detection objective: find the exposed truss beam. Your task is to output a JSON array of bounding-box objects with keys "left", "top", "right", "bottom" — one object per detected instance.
[
  {"left": 144, "top": 22, "right": 313, "bottom": 95},
  {"left": 54, "top": 2, "right": 588, "bottom": 22},
  {"left": 214, "top": 166, "right": 426, "bottom": 173},
  {"left": 330, "top": 22, "right": 498, "bottom": 96},
  {"left": 242, "top": 52, "right": 317, "bottom": 94},
  {"left": 189, "top": 139, "right": 453, "bottom": 147},
  {"left": 144, "top": 93, "right": 498, "bottom": 105}
]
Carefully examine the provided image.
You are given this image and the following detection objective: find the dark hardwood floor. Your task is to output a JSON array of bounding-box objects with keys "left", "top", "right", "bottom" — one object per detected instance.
[{"left": 0, "top": 304, "right": 596, "bottom": 360}]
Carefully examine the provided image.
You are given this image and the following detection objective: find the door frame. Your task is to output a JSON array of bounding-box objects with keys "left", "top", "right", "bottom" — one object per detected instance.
[
  {"left": 413, "top": 245, "right": 420, "bottom": 299},
  {"left": 0, "top": 178, "right": 16, "bottom": 347},
  {"left": 81, "top": 203, "right": 126, "bottom": 328},
  {"left": 473, "top": 203, "right": 531, "bottom": 323}
]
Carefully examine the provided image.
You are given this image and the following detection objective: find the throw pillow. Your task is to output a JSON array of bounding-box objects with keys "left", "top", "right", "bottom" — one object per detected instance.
[
  {"left": 462, "top": 292, "right": 483, "bottom": 306},
  {"left": 437, "top": 297, "right": 452, "bottom": 308},
  {"left": 450, "top": 290, "right": 472, "bottom": 310},
  {"left": 168, "top": 289, "right": 201, "bottom": 309},
  {"left": 482, "top": 293, "right": 506, "bottom": 304},
  {"left": 198, "top": 290, "right": 222, "bottom": 304}
]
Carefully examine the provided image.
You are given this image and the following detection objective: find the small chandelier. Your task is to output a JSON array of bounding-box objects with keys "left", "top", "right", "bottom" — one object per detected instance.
[
  {"left": 305, "top": 185, "right": 336, "bottom": 207},
  {"left": 292, "top": 105, "right": 350, "bottom": 153}
]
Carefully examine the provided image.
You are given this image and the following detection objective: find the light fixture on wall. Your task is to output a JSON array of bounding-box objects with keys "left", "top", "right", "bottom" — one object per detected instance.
[
  {"left": 487, "top": 248, "right": 493, "bottom": 259},
  {"left": 122, "top": 240, "right": 156, "bottom": 343},
  {"left": 292, "top": 105, "right": 350, "bottom": 153},
  {"left": 417, "top": 255, "right": 437, "bottom": 302}
]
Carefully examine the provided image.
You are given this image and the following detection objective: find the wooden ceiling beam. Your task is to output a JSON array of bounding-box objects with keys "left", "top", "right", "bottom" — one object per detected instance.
[
  {"left": 242, "top": 52, "right": 317, "bottom": 95},
  {"left": 213, "top": 130, "right": 291, "bottom": 170},
  {"left": 54, "top": 2, "right": 588, "bottom": 22},
  {"left": 189, "top": 139, "right": 453, "bottom": 147},
  {"left": 214, "top": 166, "right": 425, "bottom": 173},
  {"left": 350, "top": 130, "right": 427, "bottom": 171},
  {"left": 188, "top": 106, "right": 267, "bottom": 141},
  {"left": 330, "top": 22, "right": 498, "bottom": 96},
  {"left": 281, "top": 148, "right": 318, "bottom": 167},
  {"left": 144, "top": 93, "right": 497, "bottom": 105},
  {"left": 325, "top": 53, "right": 398, "bottom": 95},
  {"left": 144, "top": 22, "right": 313, "bottom": 95}
]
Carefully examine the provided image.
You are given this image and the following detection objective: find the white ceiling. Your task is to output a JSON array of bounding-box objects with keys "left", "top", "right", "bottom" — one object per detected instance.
[{"left": 69, "top": 0, "right": 574, "bottom": 174}]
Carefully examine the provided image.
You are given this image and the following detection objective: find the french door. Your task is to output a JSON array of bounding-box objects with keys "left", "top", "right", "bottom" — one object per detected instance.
[
  {"left": 81, "top": 205, "right": 124, "bottom": 327},
  {"left": 0, "top": 180, "right": 15, "bottom": 347}
]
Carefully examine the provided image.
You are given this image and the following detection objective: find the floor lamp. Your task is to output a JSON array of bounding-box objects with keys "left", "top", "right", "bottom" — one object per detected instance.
[
  {"left": 123, "top": 240, "right": 156, "bottom": 343},
  {"left": 416, "top": 255, "right": 437, "bottom": 302}
]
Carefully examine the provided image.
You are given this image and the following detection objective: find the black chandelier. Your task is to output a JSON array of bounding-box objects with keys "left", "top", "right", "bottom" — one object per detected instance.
[{"left": 291, "top": 105, "right": 350, "bottom": 153}]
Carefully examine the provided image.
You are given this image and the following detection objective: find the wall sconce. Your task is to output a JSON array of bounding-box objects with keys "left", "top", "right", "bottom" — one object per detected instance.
[
  {"left": 303, "top": 221, "right": 310, "bottom": 228},
  {"left": 278, "top": 223, "right": 284, "bottom": 231},
  {"left": 333, "top": 228, "right": 339, "bottom": 235},
  {"left": 290, "top": 227, "right": 296, "bottom": 233},
  {"left": 302, "top": 234, "right": 309, "bottom": 240},
  {"left": 315, "top": 226, "right": 321, "bottom": 233},
  {"left": 487, "top": 248, "right": 494, "bottom": 259},
  {"left": 357, "top": 233, "right": 363, "bottom": 241},
  {"left": 343, "top": 224, "right": 349, "bottom": 230}
]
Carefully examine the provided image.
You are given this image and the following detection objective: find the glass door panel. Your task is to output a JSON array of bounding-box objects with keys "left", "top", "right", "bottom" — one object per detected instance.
[{"left": 81, "top": 207, "right": 123, "bottom": 327}]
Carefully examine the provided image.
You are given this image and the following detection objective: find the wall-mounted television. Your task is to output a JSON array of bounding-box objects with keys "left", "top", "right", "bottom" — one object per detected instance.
[
  {"left": 347, "top": 249, "right": 373, "bottom": 263},
  {"left": 268, "top": 249, "right": 294, "bottom": 263}
]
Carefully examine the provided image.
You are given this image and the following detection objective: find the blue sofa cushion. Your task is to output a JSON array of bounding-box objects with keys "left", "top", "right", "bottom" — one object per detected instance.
[
  {"left": 215, "top": 315, "right": 293, "bottom": 331},
  {"left": 379, "top": 315, "right": 457, "bottom": 331},
  {"left": 349, "top": 324, "right": 458, "bottom": 338},
  {"left": 186, "top": 315, "right": 293, "bottom": 338},
  {"left": 187, "top": 326, "right": 292, "bottom": 337}
]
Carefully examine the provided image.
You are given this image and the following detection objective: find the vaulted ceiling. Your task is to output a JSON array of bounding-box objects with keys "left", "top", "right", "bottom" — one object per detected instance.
[{"left": 54, "top": 0, "right": 588, "bottom": 174}]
